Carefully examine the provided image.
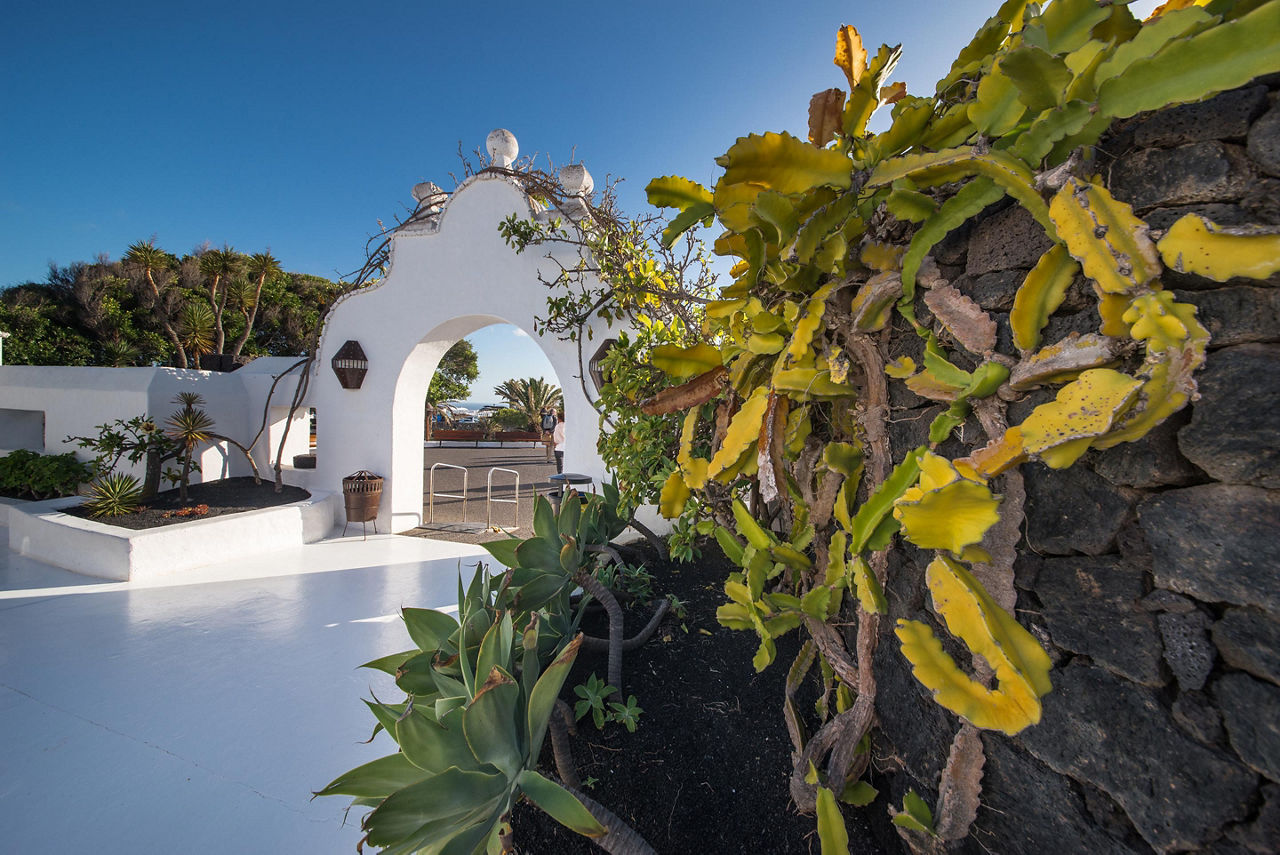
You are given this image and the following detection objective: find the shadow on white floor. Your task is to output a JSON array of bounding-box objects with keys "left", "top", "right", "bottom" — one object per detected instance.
[{"left": 0, "top": 525, "right": 492, "bottom": 853}]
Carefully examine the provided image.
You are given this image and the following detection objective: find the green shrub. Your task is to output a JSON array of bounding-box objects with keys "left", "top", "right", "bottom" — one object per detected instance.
[
  {"left": 82, "top": 473, "right": 144, "bottom": 518},
  {"left": 0, "top": 449, "right": 93, "bottom": 500}
]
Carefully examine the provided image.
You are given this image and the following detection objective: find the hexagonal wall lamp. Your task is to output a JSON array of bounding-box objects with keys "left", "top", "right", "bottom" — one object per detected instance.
[
  {"left": 588, "top": 338, "right": 618, "bottom": 394},
  {"left": 332, "top": 340, "right": 369, "bottom": 389}
]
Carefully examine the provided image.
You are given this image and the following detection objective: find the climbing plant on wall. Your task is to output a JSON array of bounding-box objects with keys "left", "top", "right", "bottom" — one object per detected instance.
[{"left": 634, "top": 0, "right": 1280, "bottom": 848}]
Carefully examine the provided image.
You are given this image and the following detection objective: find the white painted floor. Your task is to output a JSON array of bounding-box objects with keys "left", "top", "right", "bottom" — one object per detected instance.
[{"left": 0, "top": 524, "right": 492, "bottom": 853}]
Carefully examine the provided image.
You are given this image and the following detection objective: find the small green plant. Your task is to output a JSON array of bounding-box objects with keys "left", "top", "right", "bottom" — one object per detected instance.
[
  {"left": 607, "top": 695, "right": 644, "bottom": 733},
  {"left": 665, "top": 594, "right": 688, "bottom": 622},
  {"left": 666, "top": 514, "right": 709, "bottom": 563},
  {"left": 891, "top": 790, "right": 937, "bottom": 837},
  {"left": 82, "top": 473, "right": 144, "bottom": 518},
  {"left": 595, "top": 559, "right": 655, "bottom": 602},
  {"left": 0, "top": 450, "right": 93, "bottom": 500},
  {"left": 574, "top": 673, "right": 617, "bottom": 730}
]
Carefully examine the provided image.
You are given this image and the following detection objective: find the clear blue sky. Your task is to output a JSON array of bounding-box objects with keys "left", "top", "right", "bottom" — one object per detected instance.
[{"left": 0, "top": 0, "right": 1158, "bottom": 393}]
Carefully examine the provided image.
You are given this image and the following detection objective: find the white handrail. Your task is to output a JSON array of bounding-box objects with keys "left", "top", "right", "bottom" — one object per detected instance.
[
  {"left": 486, "top": 467, "right": 520, "bottom": 530},
  {"left": 428, "top": 462, "right": 468, "bottom": 524}
]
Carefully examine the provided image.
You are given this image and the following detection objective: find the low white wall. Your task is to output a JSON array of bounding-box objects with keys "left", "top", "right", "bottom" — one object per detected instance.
[
  {"left": 7, "top": 491, "right": 338, "bottom": 582},
  {"left": 0, "top": 359, "right": 308, "bottom": 486}
]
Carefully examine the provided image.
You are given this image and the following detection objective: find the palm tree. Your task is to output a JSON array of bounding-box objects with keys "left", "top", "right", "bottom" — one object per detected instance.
[
  {"left": 229, "top": 251, "right": 282, "bottom": 359},
  {"left": 493, "top": 377, "right": 563, "bottom": 431},
  {"left": 123, "top": 239, "right": 187, "bottom": 367},
  {"left": 165, "top": 392, "right": 215, "bottom": 502},
  {"left": 178, "top": 303, "right": 216, "bottom": 361},
  {"left": 197, "top": 245, "right": 243, "bottom": 354}
]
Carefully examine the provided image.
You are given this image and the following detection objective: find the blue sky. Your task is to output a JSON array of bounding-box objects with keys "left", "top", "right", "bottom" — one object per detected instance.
[{"left": 1, "top": 1, "right": 1158, "bottom": 396}]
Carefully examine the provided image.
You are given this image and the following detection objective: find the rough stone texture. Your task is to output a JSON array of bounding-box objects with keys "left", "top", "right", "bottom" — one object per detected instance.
[
  {"left": 1091, "top": 410, "right": 1203, "bottom": 489},
  {"left": 1139, "top": 589, "right": 1196, "bottom": 614},
  {"left": 1024, "top": 462, "right": 1134, "bottom": 556},
  {"left": 1040, "top": 308, "right": 1100, "bottom": 347},
  {"left": 1216, "top": 673, "right": 1280, "bottom": 782},
  {"left": 1241, "top": 177, "right": 1280, "bottom": 224},
  {"left": 1140, "top": 484, "right": 1280, "bottom": 615},
  {"left": 1037, "top": 556, "right": 1165, "bottom": 686},
  {"left": 1174, "top": 288, "right": 1280, "bottom": 350},
  {"left": 1110, "top": 141, "right": 1254, "bottom": 212},
  {"left": 1225, "top": 782, "right": 1280, "bottom": 852},
  {"left": 1020, "top": 662, "right": 1256, "bottom": 852},
  {"left": 1158, "top": 610, "right": 1215, "bottom": 691},
  {"left": 1172, "top": 690, "right": 1225, "bottom": 746},
  {"left": 954, "top": 268, "right": 1024, "bottom": 311},
  {"left": 1144, "top": 203, "right": 1249, "bottom": 232},
  {"left": 965, "top": 205, "right": 1054, "bottom": 276},
  {"left": 1214, "top": 608, "right": 1280, "bottom": 686},
  {"left": 1248, "top": 102, "right": 1280, "bottom": 177},
  {"left": 973, "top": 737, "right": 1141, "bottom": 855},
  {"left": 1179, "top": 345, "right": 1280, "bottom": 487},
  {"left": 1132, "top": 86, "right": 1269, "bottom": 148}
]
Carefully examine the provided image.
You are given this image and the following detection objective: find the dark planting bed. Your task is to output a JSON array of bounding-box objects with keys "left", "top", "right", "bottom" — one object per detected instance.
[{"left": 61, "top": 476, "right": 310, "bottom": 530}]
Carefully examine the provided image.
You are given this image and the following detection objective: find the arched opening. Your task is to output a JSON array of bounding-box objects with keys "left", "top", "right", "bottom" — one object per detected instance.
[{"left": 392, "top": 315, "right": 578, "bottom": 539}]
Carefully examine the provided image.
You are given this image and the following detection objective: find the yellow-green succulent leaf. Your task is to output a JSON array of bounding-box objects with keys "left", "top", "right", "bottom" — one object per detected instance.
[
  {"left": 801, "top": 585, "right": 833, "bottom": 620},
  {"left": 658, "top": 469, "right": 690, "bottom": 519},
  {"left": 961, "top": 361, "right": 1010, "bottom": 399},
  {"left": 708, "top": 389, "right": 771, "bottom": 480},
  {"left": 1157, "top": 215, "right": 1280, "bottom": 282},
  {"left": 999, "top": 45, "right": 1072, "bottom": 113},
  {"left": 885, "top": 356, "right": 917, "bottom": 379},
  {"left": 660, "top": 202, "right": 717, "bottom": 248},
  {"left": 927, "top": 555, "right": 1052, "bottom": 697},
  {"left": 733, "top": 498, "right": 777, "bottom": 550},
  {"left": 1011, "top": 100, "right": 1095, "bottom": 165},
  {"left": 900, "top": 178, "right": 1007, "bottom": 297},
  {"left": 1008, "top": 332, "right": 1124, "bottom": 391},
  {"left": 1096, "top": 0, "right": 1280, "bottom": 121},
  {"left": 847, "top": 447, "right": 925, "bottom": 553},
  {"left": 1039, "top": 0, "right": 1113, "bottom": 53},
  {"left": 716, "top": 602, "right": 754, "bottom": 631},
  {"left": 1011, "top": 244, "right": 1080, "bottom": 353},
  {"left": 751, "top": 190, "right": 802, "bottom": 249},
  {"left": 823, "top": 442, "right": 865, "bottom": 479},
  {"left": 771, "top": 543, "right": 814, "bottom": 571},
  {"left": 715, "top": 526, "right": 746, "bottom": 567},
  {"left": 646, "top": 175, "right": 714, "bottom": 211},
  {"left": 1049, "top": 179, "right": 1162, "bottom": 294},
  {"left": 1097, "top": 291, "right": 1133, "bottom": 338},
  {"left": 651, "top": 342, "right": 724, "bottom": 379},
  {"left": 850, "top": 273, "right": 903, "bottom": 331},
  {"left": 1018, "top": 368, "right": 1144, "bottom": 466},
  {"left": 783, "top": 283, "right": 836, "bottom": 366},
  {"left": 817, "top": 786, "right": 852, "bottom": 855},
  {"left": 895, "top": 619, "right": 1044, "bottom": 735},
  {"left": 717, "top": 132, "right": 854, "bottom": 196},
  {"left": 893, "top": 454, "right": 1001, "bottom": 555},
  {"left": 875, "top": 96, "right": 936, "bottom": 160},
  {"left": 772, "top": 367, "right": 857, "bottom": 399},
  {"left": 886, "top": 185, "right": 939, "bottom": 223},
  {"left": 1093, "top": 5, "right": 1217, "bottom": 86},
  {"left": 929, "top": 400, "right": 971, "bottom": 445},
  {"left": 969, "top": 61, "right": 1027, "bottom": 137},
  {"left": 850, "top": 555, "right": 888, "bottom": 614}
]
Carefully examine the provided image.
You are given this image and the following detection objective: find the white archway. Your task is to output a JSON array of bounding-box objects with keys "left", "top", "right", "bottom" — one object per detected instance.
[{"left": 313, "top": 168, "right": 615, "bottom": 533}]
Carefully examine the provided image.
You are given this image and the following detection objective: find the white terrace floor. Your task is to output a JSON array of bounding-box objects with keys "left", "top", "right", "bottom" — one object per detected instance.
[{"left": 0, "top": 519, "right": 491, "bottom": 853}]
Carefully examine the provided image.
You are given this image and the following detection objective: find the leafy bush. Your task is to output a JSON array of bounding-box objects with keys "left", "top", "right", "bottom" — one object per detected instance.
[
  {"left": 82, "top": 473, "right": 144, "bottom": 518},
  {"left": 0, "top": 450, "right": 93, "bottom": 500},
  {"left": 490, "top": 406, "right": 534, "bottom": 431}
]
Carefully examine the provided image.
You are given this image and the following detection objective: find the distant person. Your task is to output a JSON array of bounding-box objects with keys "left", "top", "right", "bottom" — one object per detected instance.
[
  {"left": 540, "top": 407, "right": 557, "bottom": 462},
  {"left": 552, "top": 410, "right": 566, "bottom": 474}
]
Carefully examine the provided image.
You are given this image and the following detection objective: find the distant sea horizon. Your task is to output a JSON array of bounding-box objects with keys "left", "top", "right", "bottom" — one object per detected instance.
[{"left": 450, "top": 401, "right": 500, "bottom": 412}]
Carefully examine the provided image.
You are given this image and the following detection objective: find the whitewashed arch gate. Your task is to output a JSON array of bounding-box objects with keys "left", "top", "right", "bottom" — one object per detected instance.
[{"left": 313, "top": 141, "right": 615, "bottom": 534}]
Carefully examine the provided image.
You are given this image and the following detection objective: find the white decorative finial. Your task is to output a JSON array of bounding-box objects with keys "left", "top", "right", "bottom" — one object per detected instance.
[
  {"left": 411, "top": 181, "right": 447, "bottom": 213},
  {"left": 559, "top": 163, "right": 594, "bottom": 197},
  {"left": 486, "top": 129, "right": 518, "bottom": 168}
]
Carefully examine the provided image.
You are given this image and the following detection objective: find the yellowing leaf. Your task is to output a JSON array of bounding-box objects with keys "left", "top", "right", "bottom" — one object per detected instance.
[
  {"left": 1049, "top": 179, "right": 1161, "bottom": 295},
  {"left": 1018, "top": 368, "right": 1143, "bottom": 467},
  {"left": 885, "top": 356, "right": 916, "bottom": 379},
  {"left": 895, "top": 619, "right": 1044, "bottom": 735},
  {"left": 893, "top": 452, "right": 1001, "bottom": 556},
  {"left": 1157, "top": 214, "right": 1280, "bottom": 282},
  {"left": 849, "top": 555, "right": 887, "bottom": 614},
  {"left": 834, "top": 25, "right": 868, "bottom": 90},
  {"left": 860, "top": 241, "right": 905, "bottom": 272},
  {"left": 659, "top": 469, "right": 690, "bottom": 518},
  {"left": 716, "top": 132, "right": 853, "bottom": 196},
  {"left": 963, "top": 426, "right": 1027, "bottom": 478},
  {"left": 1010, "top": 244, "right": 1078, "bottom": 353},
  {"left": 651, "top": 343, "right": 723, "bottom": 379}
]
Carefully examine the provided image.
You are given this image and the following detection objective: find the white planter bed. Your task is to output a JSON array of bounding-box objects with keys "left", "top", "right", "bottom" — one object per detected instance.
[{"left": 7, "top": 491, "right": 339, "bottom": 582}]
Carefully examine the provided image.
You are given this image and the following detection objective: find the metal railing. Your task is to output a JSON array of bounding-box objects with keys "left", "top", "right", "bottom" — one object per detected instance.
[
  {"left": 427, "top": 462, "right": 468, "bottom": 524},
  {"left": 486, "top": 467, "right": 520, "bottom": 530}
]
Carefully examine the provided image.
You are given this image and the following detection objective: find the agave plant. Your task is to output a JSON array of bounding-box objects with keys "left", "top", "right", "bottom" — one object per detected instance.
[
  {"left": 318, "top": 567, "right": 653, "bottom": 854},
  {"left": 482, "top": 484, "right": 667, "bottom": 693},
  {"left": 83, "top": 472, "right": 143, "bottom": 518}
]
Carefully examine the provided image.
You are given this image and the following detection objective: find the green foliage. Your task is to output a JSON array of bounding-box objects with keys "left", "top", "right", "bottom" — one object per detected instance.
[
  {"left": 573, "top": 673, "right": 618, "bottom": 729},
  {"left": 426, "top": 339, "right": 479, "bottom": 406},
  {"left": 82, "top": 472, "right": 144, "bottom": 518},
  {"left": 0, "top": 450, "right": 93, "bottom": 500},
  {"left": 607, "top": 695, "right": 644, "bottom": 733},
  {"left": 594, "top": 559, "right": 655, "bottom": 602},
  {"left": 318, "top": 567, "right": 608, "bottom": 851},
  {"left": 891, "top": 790, "right": 936, "bottom": 836},
  {"left": 493, "top": 377, "right": 563, "bottom": 430},
  {"left": 488, "top": 406, "right": 536, "bottom": 432},
  {"left": 65, "top": 415, "right": 178, "bottom": 498}
]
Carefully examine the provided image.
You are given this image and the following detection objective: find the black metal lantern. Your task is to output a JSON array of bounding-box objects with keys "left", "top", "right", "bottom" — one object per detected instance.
[
  {"left": 588, "top": 338, "right": 618, "bottom": 393},
  {"left": 332, "top": 340, "right": 369, "bottom": 389}
]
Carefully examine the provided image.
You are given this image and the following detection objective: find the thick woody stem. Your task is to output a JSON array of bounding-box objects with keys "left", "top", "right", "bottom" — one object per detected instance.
[
  {"left": 575, "top": 570, "right": 626, "bottom": 691},
  {"left": 548, "top": 699, "right": 580, "bottom": 789}
]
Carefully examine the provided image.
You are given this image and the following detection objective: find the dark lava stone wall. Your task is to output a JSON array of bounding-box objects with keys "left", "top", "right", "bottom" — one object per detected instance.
[{"left": 873, "top": 78, "right": 1280, "bottom": 854}]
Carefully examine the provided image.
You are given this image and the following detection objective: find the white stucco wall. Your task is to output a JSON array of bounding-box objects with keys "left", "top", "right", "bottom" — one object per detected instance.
[
  {"left": 0, "top": 358, "right": 308, "bottom": 487},
  {"left": 313, "top": 173, "right": 615, "bottom": 533}
]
